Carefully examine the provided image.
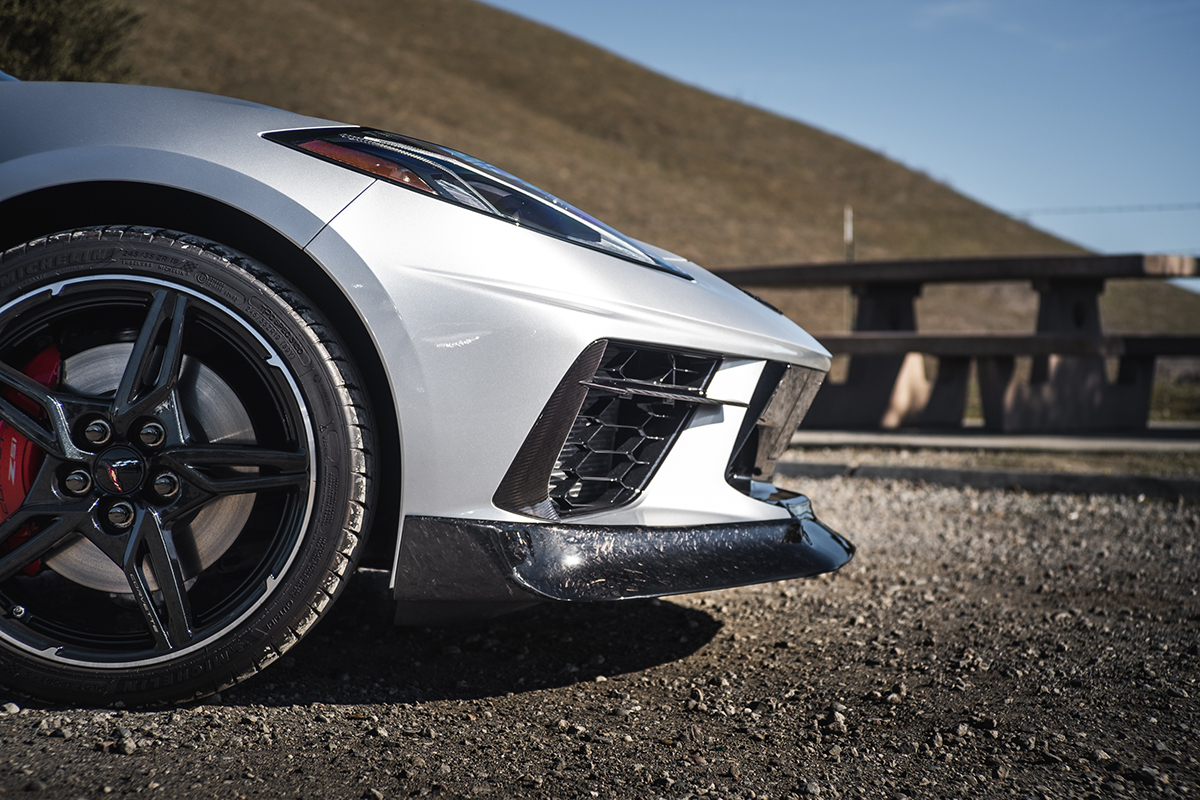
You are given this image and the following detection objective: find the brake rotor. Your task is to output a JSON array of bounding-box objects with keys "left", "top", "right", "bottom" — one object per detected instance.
[{"left": 42, "top": 343, "right": 257, "bottom": 594}]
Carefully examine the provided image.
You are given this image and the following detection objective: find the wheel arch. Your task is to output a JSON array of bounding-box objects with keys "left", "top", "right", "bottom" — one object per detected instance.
[{"left": 0, "top": 181, "right": 401, "bottom": 568}]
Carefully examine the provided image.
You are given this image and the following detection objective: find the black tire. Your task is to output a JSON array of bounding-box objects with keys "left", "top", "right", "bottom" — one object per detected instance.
[{"left": 0, "top": 227, "right": 374, "bottom": 706}]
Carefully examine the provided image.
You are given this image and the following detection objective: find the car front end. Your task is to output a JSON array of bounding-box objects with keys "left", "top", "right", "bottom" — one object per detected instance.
[
  {"left": 0, "top": 82, "right": 852, "bottom": 705},
  {"left": 241, "top": 123, "right": 856, "bottom": 623}
]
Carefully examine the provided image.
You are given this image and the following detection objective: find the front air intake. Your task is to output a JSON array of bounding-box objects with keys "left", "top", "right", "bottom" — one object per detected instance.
[
  {"left": 494, "top": 341, "right": 720, "bottom": 520},
  {"left": 726, "top": 362, "right": 825, "bottom": 493}
]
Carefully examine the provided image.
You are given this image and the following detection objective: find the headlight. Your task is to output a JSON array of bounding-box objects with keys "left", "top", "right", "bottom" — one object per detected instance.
[{"left": 264, "top": 127, "right": 690, "bottom": 279}]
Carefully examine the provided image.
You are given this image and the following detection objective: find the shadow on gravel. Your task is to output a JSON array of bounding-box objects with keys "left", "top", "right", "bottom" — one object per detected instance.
[{"left": 220, "top": 570, "right": 722, "bottom": 709}]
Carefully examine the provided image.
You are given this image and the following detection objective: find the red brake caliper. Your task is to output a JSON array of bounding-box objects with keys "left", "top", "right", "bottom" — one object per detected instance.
[{"left": 0, "top": 346, "right": 62, "bottom": 577}]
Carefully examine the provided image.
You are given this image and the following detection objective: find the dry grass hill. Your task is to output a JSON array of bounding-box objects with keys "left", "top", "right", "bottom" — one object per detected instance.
[{"left": 121, "top": 0, "right": 1200, "bottom": 340}]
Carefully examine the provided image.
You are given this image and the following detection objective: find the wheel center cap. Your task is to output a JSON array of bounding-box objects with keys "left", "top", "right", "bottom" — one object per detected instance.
[{"left": 94, "top": 446, "right": 146, "bottom": 495}]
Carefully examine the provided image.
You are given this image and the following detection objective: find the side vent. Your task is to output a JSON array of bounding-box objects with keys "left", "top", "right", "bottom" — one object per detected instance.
[
  {"left": 726, "top": 363, "right": 825, "bottom": 493},
  {"left": 492, "top": 341, "right": 607, "bottom": 520},
  {"left": 494, "top": 341, "right": 721, "bottom": 520}
]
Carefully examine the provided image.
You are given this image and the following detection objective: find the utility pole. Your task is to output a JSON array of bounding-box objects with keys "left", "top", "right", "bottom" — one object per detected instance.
[
  {"left": 843, "top": 205, "right": 855, "bottom": 331},
  {"left": 844, "top": 204, "right": 855, "bottom": 262}
]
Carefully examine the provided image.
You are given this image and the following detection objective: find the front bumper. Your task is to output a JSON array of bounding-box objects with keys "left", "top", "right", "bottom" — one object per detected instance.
[{"left": 393, "top": 492, "right": 853, "bottom": 625}]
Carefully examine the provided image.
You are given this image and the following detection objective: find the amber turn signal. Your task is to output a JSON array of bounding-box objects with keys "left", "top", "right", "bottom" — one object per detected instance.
[{"left": 297, "top": 139, "right": 435, "bottom": 194}]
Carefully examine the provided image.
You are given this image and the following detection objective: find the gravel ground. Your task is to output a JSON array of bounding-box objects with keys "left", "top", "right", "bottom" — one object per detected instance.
[
  {"left": 781, "top": 447, "right": 1200, "bottom": 480},
  {"left": 2, "top": 476, "right": 1198, "bottom": 800}
]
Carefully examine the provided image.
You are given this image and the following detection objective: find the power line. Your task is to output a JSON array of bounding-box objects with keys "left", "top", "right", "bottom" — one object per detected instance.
[{"left": 1013, "top": 201, "right": 1200, "bottom": 216}]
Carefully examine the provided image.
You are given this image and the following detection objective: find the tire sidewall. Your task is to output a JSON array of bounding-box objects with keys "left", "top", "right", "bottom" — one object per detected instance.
[{"left": 0, "top": 229, "right": 363, "bottom": 705}]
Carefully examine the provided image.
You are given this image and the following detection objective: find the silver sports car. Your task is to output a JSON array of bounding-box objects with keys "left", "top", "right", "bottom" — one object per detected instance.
[{"left": 0, "top": 79, "right": 852, "bottom": 706}]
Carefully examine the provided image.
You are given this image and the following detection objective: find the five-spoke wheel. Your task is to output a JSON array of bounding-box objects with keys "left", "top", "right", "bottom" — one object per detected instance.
[{"left": 0, "top": 228, "right": 373, "bottom": 705}]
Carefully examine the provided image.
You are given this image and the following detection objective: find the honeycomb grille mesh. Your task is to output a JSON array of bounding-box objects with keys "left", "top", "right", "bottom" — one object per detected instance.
[{"left": 549, "top": 344, "right": 719, "bottom": 517}]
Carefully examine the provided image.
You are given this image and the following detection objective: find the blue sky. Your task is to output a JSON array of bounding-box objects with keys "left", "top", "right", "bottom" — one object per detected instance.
[{"left": 483, "top": 0, "right": 1200, "bottom": 262}]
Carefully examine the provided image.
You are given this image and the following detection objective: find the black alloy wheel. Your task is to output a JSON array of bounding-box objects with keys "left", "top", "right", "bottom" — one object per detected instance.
[{"left": 0, "top": 228, "right": 374, "bottom": 705}]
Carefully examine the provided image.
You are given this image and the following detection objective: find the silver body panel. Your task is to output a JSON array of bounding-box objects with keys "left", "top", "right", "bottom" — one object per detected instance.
[
  {"left": 0, "top": 83, "right": 368, "bottom": 247},
  {"left": 0, "top": 82, "right": 834, "bottom": 594}
]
